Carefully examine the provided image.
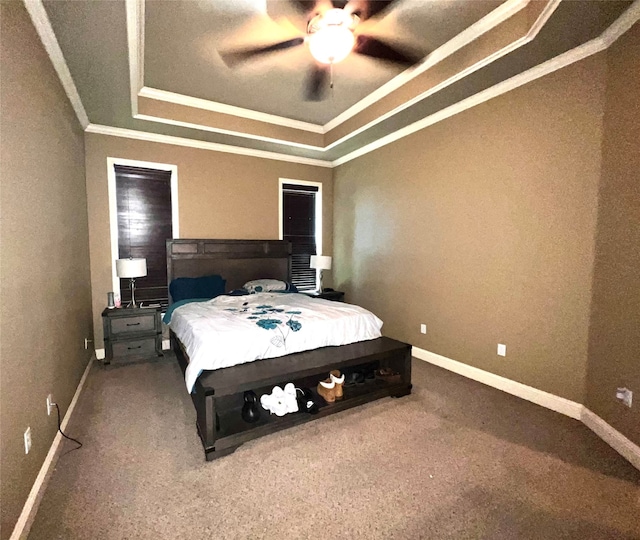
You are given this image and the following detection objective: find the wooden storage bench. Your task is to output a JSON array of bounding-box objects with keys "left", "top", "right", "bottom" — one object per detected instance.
[{"left": 172, "top": 334, "right": 412, "bottom": 461}]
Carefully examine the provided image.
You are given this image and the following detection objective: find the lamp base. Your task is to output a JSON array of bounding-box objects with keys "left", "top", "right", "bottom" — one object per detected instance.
[{"left": 126, "top": 278, "right": 140, "bottom": 308}]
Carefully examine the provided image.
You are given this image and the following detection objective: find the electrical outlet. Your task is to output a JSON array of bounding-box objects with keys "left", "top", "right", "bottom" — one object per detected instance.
[
  {"left": 616, "top": 387, "right": 633, "bottom": 408},
  {"left": 24, "top": 427, "right": 31, "bottom": 454},
  {"left": 47, "top": 394, "right": 54, "bottom": 416},
  {"left": 497, "top": 343, "right": 506, "bottom": 357},
  {"left": 420, "top": 324, "right": 427, "bottom": 334}
]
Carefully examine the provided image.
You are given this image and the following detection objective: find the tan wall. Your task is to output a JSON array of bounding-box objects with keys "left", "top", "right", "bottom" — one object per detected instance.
[
  {"left": 0, "top": 3, "right": 93, "bottom": 538},
  {"left": 333, "top": 54, "right": 606, "bottom": 403},
  {"left": 586, "top": 24, "right": 640, "bottom": 445},
  {"left": 85, "top": 134, "right": 333, "bottom": 345}
]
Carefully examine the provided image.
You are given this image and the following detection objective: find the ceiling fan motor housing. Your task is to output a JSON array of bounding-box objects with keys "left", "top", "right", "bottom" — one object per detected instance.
[{"left": 307, "top": 8, "right": 359, "bottom": 64}]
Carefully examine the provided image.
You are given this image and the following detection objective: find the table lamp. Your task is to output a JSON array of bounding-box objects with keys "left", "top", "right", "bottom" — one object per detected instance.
[
  {"left": 116, "top": 257, "right": 147, "bottom": 308},
  {"left": 310, "top": 255, "right": 332, "bottom": 292}
]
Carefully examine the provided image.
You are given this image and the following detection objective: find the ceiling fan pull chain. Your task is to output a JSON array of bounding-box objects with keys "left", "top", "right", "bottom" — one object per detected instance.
[{"left": 330, "top": 62, "right": 334, "bottom": 90}]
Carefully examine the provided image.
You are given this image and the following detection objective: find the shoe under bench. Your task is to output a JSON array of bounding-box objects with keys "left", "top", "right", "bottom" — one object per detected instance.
[{"left": 172, "top": 334, "right": 413, "bottom": 461}]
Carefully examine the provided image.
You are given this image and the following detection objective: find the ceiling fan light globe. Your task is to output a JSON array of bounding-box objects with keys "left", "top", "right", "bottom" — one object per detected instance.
[
  {"left": 308, "top": 26, "right": 355, "bottom": 65},
  {"left": 323, "top": 8, "right": 354, "bottom": 27}
]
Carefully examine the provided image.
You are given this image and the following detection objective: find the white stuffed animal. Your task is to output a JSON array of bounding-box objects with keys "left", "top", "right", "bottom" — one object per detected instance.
[{"left": 260, "top": 383, "right": 299, "bottom": 416}]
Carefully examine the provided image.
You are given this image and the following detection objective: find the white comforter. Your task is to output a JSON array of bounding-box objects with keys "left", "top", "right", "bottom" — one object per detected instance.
[{"left": 168, "top": 292, "right": 383, "bottom": 392}]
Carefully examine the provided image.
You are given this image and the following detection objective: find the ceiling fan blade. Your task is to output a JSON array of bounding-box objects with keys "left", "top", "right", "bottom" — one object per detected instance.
[
  {"left": 220, "top": 37, "right": 305, "bottom": 67},
  {"left": 344, "top": 0, "right": 397, "bottom": 20},
  {"left": 293, "top": 0, "right": 335, "bottom": 17},
  {"left": 354, "top": 35, "right": 422, "bottom": 66},
  {"left": 304, "top": 64, "right": 330, "bottom": 101}
]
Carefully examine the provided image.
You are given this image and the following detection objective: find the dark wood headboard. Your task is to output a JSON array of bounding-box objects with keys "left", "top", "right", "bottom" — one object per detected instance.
[{"left": 166, "top": 239, "right": 292, "bottom": 304}]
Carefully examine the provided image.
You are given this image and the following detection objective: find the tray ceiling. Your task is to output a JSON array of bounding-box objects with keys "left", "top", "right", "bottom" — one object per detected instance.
[
  {"left": 143, "top": 0, "right": 503, "bottom": 124},
  {"left": 37, "top": 0, "right": 637, "bottom": 165}
]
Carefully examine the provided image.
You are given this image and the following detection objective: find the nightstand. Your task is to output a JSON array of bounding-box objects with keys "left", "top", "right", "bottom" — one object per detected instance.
[
  {"left": 102, "top": 306, "right": 163, "bottom": 365},
  {"left": 306, "top": 290, "right": 345, "bottom": 302}
]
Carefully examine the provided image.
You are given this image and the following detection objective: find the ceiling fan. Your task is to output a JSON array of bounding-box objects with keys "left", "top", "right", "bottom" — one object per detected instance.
[{"left": 219, "top": 0, "right": 423, "bottom": 101}]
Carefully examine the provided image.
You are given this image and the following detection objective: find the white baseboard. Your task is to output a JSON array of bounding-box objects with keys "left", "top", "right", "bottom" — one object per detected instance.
[
  {"left": 412, "top": 346, "right": 583, "bottom": 419},
  {"left": 581, "top": 408, "right": 640, "bottom": 471},
  {"left": 95, "top": 348, "right": 105, "bottom": 360},
  {"left": 412, "top": 346, "right": 640, "bottom": 471},
  {"left": 10, "top": 355, "right": 94, "bottom": 540},
  {"left": 9, "top": 345, "right": 638, "bottom": 540}
]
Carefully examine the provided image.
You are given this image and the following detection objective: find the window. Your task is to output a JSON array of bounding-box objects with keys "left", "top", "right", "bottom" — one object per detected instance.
[
  {"left": 280, "top": 181, "right": 321, "bottom": 292},
  {"left": 114, "top": 164, "right": 173, "bottom": 305}
]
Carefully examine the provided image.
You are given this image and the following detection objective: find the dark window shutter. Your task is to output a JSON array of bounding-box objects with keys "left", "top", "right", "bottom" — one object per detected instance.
[
  {"left": 115, "top": 165, "right": 172, "bottom": 305},
  {"left": 283, "top": 186, "right": 318, "bottom": 291}
]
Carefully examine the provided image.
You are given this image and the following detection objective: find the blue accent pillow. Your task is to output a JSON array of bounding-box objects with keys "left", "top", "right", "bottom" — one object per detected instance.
[{"left": 169, "top": 275, "right": 226, "bottom": 303}]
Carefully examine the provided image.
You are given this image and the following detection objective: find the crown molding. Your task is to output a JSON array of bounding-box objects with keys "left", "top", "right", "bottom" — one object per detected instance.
[
  {"left": 138, "top": 87, "right": 325, "bottom": 134},
  {"left": 332, "top": 1, "right": 640, "bottom": 167},
  {"left": 324, "top": 0, "right": 560, "bottom": 152},
  {"left": 600, "top": 0, "right": 640, "bottom": 47},
  {"left": 527, "top": 0, "right": 562, "bottom": 37},
  {"left": 127, "top": 1, "right": 325, "bottom": 135},
  {"left": 24, "top": 0, "right": 89, "bottom": 129},
  {"left": 29, "top": 0, "right": 640, "bottom": 171},
  {"left": 332, "top": 37, "right": 605, "bottom": 167},
  {"left": 133, "top": 0, "right": 531, "bottom": 141},
  {"left": 85, "top": 124, "right": 333, "bottom": 168},
  {"left": 135, "top": 0, "right": 557, "bottom": 155},
  {"left": 93, "top": 0, "right": 639, "bottom": 172},
  {"left": 323, "top": 37, "right": 530, "bottom": 152},
  {"left": 134, "top": 113, "right": 325, "bottom": 151},
  {"left": 323, "top": 0, "right": 531, "bottom": 133},
  {"left": 126, "top": 0, "right": 144, "bottom": 116}
]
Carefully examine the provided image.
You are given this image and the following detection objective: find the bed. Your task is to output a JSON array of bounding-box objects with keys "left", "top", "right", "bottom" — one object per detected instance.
[{"left": 166, "top": 239, "right": 412, "bottom": 460}]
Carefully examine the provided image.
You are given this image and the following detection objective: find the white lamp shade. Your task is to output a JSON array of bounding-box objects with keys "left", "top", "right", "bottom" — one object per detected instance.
[
  {"left": 116, "top": 258, "right": 147, "bottom": 278},
  {"left": 310, "top": 255, "right": 332, "bottom": 271}
]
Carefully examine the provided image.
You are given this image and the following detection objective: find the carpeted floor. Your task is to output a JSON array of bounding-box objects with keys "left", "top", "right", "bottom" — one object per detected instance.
[{"left": 28, "top": 355, "right": 640, "bottom": 540}]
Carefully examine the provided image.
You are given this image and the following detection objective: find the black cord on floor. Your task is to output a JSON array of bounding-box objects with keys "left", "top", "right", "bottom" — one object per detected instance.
[{"left": 53, "top": 403, "right": 83, "bottom": 451}]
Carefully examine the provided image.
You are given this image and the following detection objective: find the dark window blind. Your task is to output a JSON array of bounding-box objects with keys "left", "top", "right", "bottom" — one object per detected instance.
[
  {"left": 282, "top": 184, "right": 318, "bottom": 291},
  {"left": 115, "top": 165, "right": 172, "bottom": 305}
]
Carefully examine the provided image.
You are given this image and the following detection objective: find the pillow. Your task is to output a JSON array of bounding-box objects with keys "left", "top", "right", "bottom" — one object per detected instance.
[
  {"left": 243, "top": 279, "right": 289, "bottom": 294},
  {"left": 169, "top": 275, "right": 226, "bottom": 302}
]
